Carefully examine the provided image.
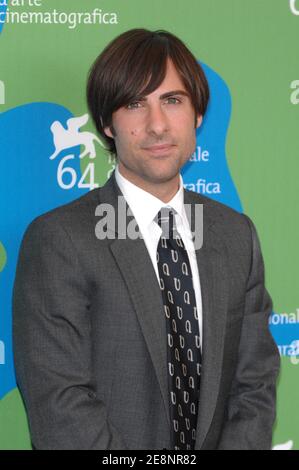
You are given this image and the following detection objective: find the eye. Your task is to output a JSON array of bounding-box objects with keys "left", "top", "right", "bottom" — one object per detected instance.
[
  {"left": 166, "top": 97, "right": 181, "bottom": 104},
  {"left": 126, "top": 101, "right": 142, "bottom": 109}
]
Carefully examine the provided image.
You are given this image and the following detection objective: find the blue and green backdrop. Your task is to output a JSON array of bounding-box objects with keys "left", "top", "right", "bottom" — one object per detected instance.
[{"left": 0, "top": 0, "right": 298, "bottom": 450}]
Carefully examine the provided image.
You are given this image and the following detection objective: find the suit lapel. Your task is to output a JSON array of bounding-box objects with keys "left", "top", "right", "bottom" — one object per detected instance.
[
  {"left": 109, "top": 237, "right": 171, "bottom": 426},
  {"left": 97, "top": 172, "right": 171, "bottom": 425},
  {"left": 96, "top": 173, "right": 229, "bottom": 445}
]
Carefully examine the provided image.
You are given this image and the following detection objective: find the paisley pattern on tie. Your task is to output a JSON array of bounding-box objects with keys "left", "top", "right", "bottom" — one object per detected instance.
[{"left": 155, "top": 207, "right": 202, "bottom": 451}]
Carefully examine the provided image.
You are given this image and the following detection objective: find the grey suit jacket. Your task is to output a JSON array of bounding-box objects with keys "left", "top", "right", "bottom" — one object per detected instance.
[{"left": 12, "top": 170, "right": 281, "bottom": 450}]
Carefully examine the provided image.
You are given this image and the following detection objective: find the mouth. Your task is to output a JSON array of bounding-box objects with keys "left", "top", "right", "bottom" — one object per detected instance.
[{"left": 143, "top": 144, "right": 175, "bottom": 155}]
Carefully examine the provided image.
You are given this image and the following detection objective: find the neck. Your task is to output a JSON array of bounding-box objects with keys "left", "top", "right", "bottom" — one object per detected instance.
[{"left": 118, "top": 164, "right": 180, "bottom": 203}]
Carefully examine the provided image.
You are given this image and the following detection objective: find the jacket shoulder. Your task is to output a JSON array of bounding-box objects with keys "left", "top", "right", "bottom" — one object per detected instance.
[
  {"left": 22, "top": 188, "right": 101, "bottom": 243},
  {"left": 184, "top": 189, "right": 254, "bottom": 252},
  {"left": 185, "top": 188, "right": 247, "bottom": 225}
]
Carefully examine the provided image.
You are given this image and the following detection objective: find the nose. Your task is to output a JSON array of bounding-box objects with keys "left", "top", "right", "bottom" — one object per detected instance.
[{"left": 145, "top": 103, "right": 169, "bottom": 136}]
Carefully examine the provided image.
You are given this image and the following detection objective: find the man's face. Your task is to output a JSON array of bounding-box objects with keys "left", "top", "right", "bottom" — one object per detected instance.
[{"left": 104, "top": 58, "right": 202, "bottom": 186}]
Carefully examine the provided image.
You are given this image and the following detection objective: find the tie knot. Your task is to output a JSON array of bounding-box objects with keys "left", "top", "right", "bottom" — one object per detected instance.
[{"left": 154, "top": 207, "right": 177, "bottom": 238}]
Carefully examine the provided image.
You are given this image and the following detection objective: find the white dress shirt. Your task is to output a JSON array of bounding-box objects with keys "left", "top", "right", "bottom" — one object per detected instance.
[{"left": 114, "top": 164, "right": 203, "bottom": 349}]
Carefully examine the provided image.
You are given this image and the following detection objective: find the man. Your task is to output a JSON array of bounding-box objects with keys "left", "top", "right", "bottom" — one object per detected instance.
[{"left": 13, "top": 28, "right": 280, "bottom": 450}]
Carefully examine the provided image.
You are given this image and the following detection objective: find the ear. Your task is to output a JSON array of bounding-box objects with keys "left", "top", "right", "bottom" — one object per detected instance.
[
  {"left": 103, "top": 126, "right": 114, "bottom": 139},
  {"left": 196, "top": 114, "right": 203, "bottom": 129}
]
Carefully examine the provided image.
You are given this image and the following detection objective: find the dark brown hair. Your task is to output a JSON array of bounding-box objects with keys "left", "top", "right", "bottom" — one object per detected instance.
[{"left": 86, "top": 28, "right": 209, "bottom": 157}]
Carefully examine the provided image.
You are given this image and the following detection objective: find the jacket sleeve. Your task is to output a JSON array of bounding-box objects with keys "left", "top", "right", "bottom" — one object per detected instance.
[
  {"left": 216, "top": 214, "right": 281, "bottom": 450},
  {"left": 13, "top": 215, "right": 127, "bottom": 450}
]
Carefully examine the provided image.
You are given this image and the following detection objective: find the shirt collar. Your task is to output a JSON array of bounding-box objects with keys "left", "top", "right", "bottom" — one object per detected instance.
[{"left": 114, "top": 163, "right": 185, "bottom": 232}]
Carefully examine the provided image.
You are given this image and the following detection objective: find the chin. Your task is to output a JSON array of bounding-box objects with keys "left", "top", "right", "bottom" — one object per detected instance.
[{"left": 146, "top": 167, "right": 180, "bottom": 184}]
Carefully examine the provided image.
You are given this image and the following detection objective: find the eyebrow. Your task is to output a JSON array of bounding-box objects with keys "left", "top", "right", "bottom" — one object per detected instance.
[{"left": 135, "top": 90, "right": 190, "bottom": 101}]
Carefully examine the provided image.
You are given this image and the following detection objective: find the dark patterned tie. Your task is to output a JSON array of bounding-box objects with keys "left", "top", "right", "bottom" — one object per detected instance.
[{"left": 155, "top": 207, "right": 202, "bottom": 451}]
